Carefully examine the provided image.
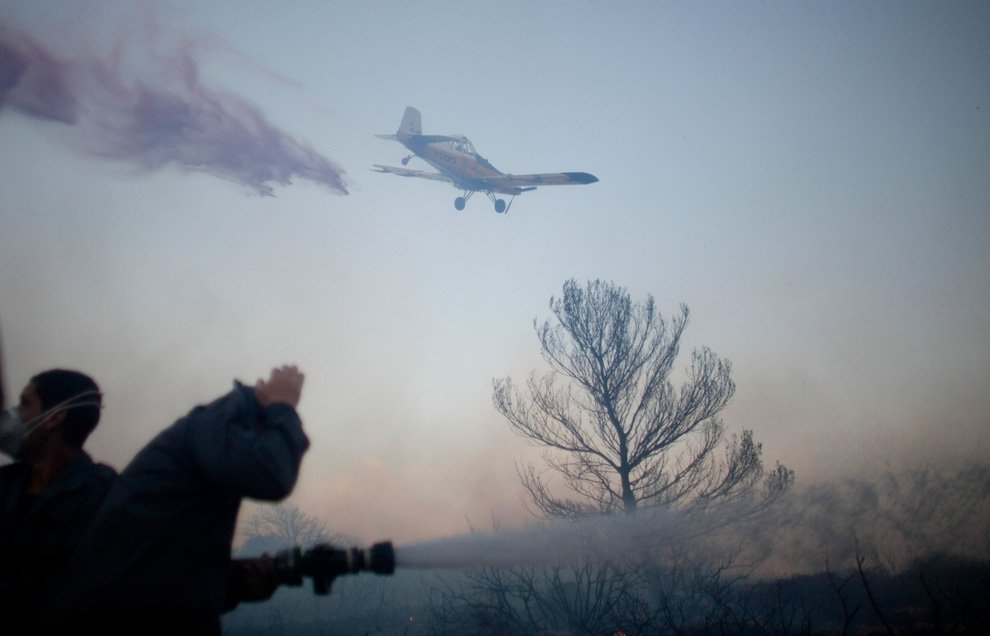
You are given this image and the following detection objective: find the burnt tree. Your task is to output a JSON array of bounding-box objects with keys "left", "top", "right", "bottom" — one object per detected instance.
[{"left": 494, "top": 278, "right": 792, "bottom": 518}]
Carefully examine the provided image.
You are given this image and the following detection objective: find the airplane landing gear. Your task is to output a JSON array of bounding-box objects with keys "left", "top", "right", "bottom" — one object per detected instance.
[
  {"left": 452, "top": 190, "right": 513, "bottom": 214},
  {"left": 401, "top": 155, "right": 414, "bottom": 166}
]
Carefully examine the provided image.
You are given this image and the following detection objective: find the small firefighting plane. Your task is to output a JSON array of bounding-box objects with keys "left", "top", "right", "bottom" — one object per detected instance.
[{"left": 373, "top": 107, "right": 598, "bottom": 214}]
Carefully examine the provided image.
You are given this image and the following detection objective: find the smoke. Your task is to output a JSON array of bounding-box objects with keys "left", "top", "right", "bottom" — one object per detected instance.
[
  {"left": 389, "top": 459, "right": 990, "bottom": 578},
  {"left": 0, "top": 18, "right": 347, "bottom": 196},
  {"left": 751, "top": 459, "right": 990, "bottom": 574}
]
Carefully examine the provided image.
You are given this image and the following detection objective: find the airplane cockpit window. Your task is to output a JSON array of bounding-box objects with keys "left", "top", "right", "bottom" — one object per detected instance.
[{"left": 450, "top": 136, "right": 476, "bottom": 155}]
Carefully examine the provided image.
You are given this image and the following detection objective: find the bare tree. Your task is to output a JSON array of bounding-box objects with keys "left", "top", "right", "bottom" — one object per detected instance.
[
  {"left": 429, "top": 280, "right": 796, "bottom": 635},
  {"left": 241, "top": 502, "right": 348, "bottom": 547},
  {"left": 494, "top": 278, "right": 792, "bottom": 518}
]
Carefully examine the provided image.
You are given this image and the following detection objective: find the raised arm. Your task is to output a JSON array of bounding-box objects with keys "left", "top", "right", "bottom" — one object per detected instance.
[{"left": 253, "top": 365, "right": 304, "bottom": 410}]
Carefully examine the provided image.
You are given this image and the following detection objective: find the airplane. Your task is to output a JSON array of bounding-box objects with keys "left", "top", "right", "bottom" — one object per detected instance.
[{"left": 373, "top": 107, "right": 598, "bottom": 214}]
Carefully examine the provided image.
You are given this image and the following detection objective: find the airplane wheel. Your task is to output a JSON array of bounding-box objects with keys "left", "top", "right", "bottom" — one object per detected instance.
[
  {"left": 495, "top": 199, "right": 506, "bottom": 214},
  {"left": 455, "top": 197, "right": 466, "bottom": 211},
  {"left": 401, "top": 157, "right": 410, "bottom": 166}
]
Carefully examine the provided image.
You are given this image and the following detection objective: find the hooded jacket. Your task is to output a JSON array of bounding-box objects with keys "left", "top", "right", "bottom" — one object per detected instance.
[{"left": 44, "top": 381, "right": 309, "bottom": 635}]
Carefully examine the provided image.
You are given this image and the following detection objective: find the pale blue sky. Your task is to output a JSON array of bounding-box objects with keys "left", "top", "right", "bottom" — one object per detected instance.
[{"left": 1, "top": 1, "right": 988, "bottom": 544}]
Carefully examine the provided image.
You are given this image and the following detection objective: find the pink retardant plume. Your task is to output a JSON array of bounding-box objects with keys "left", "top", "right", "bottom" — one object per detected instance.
[{"left": 0, "top": 19, "right": 347, "bottom": 196}]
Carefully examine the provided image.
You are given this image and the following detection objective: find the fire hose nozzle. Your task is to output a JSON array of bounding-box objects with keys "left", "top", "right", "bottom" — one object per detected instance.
[{"left": 273, "top": 540, "right": 394, "bottom": 595}]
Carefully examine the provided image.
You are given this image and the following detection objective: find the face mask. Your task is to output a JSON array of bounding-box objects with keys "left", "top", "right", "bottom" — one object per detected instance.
[
  {"left": 0, "top": 408, "right": 36, "bottom": 459},
  {"left": 0, "top": 390, "right": 102, "bottom": 460},
  {"left": 0, "top": 408, "right": 25, "bottom": 458}
]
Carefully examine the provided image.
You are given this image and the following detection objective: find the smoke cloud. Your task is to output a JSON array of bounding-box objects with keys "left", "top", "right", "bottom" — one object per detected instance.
[
  {"left": 389, "top": 459, "right": 990, "bottom": 578},
  {"left": 752, "top": 460, "right": 990, "bottom": 575},
  {"left": 0, "top": 19, "right": 347, "bottom": 196}
]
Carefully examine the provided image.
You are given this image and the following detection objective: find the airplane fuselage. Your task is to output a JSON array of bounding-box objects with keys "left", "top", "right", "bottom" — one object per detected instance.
[{"left": 400, "top": 134, "right": 525, "bottom": 195}]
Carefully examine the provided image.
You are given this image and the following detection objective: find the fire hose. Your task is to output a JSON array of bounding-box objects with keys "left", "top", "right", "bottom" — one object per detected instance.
[{"left": 270, "top": 541, "right": 395, "bottom": 595}]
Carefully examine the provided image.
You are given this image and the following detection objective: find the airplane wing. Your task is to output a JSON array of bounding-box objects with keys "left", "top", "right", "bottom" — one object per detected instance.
[
  {"left": 478, "top": 172, "right": 598, "bottom": 188},
  {"left": 371, "top": 164, "right": 454, "bottom": 183}
]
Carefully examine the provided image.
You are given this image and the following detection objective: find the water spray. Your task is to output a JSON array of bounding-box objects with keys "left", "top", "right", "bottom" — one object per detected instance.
[
  {"left": 268, "top": 527, "right": 608, "bottom": 596},
  {"left": 269, "top": 506, "right": 747, "bottom": 595},
  {"left": 391, "top": 509, "right": 683, "bottom": 572},
  {"left": 388, "top": 506, "right": 744, "bottom": 573},
  {"left": 266, "top": 517, "right": 639, "bottom": 596}
]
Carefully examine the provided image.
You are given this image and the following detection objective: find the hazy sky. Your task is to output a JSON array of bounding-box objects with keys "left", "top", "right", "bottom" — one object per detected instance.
[{"left": 1, "top": 1, "right": 988, "bottom": 547}]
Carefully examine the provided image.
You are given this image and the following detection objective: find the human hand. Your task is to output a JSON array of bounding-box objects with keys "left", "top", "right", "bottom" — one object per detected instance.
[
  {"left": 229, "top": 555, "right": 280, "bottom": 603},
  {"left": 254, "top": 364, "right": 304, "bottom": 409}
]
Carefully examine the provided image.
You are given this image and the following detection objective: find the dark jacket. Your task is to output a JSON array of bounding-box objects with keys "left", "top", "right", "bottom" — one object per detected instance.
[
  {"left": 0, "top": 452, "right": 117, "bottom": 633},
  {"left": 44, "top": 382, "right": 309, "bottom": 636}
]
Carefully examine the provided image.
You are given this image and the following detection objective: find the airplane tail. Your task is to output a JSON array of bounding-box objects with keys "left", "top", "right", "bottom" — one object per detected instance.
[
  {"left": 396, "top": 106, "right": 421, "bottom": 138},
  {"left": 375, "top": 106, "right": 422, "bottom": 141}
]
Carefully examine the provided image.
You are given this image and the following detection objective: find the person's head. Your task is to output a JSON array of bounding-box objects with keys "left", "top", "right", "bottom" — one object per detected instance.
[{"left": 23, "top": 369, "right": 102, "bottom": 450}]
